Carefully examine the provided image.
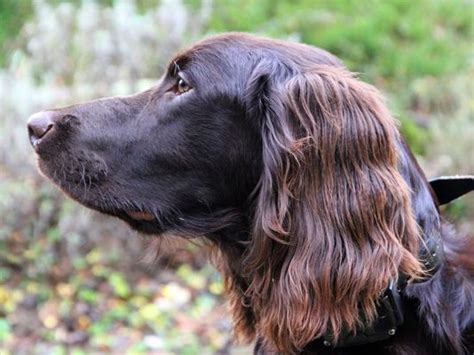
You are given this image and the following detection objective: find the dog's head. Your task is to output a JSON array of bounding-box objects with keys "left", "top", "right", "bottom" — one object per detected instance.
[
  {"left": 28, "top": 33, "right": 345, "bottom": 235},
  {"left": 28, "top": 33, "right": 438, "bottom": 351}
]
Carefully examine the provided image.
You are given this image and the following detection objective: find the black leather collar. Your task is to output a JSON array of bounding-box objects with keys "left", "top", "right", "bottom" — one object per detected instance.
[{"left": 306, "top": 233, "right": 444, "bottom": 350}]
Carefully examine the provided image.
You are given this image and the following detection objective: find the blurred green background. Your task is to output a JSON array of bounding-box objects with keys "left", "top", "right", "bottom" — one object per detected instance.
[{"left": 0, "top": 0, "right": 473, "bottom": 353}]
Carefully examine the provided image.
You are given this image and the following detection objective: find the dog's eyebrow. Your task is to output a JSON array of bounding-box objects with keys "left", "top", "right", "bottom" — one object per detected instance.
[
  {"left": 168, "top": 55, "right": 189, "bottom": 76},
  {"left": 173, "top": 61, "right": 181, "bottom": 75}
]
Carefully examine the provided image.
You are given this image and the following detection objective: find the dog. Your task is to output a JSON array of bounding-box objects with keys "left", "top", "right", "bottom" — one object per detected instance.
[{"left": 27, "top": 33, "right": 473, "bottom": 354}]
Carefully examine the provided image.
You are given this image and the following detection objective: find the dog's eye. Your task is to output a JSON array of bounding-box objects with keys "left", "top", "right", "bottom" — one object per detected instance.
[{"left": 176, "top": 77, "right": 191, "bottom": 94}]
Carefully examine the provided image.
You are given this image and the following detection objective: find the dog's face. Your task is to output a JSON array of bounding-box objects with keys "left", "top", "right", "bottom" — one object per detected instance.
[
  {"left": 29, "top": 35, "right": 263, "bottom": 234},
  {"left": 29, "top": 34, "right": 336, "bottom": 235}
]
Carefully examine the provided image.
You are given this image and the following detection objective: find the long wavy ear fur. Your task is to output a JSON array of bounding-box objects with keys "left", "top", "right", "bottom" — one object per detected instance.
[{"left": 241, "top": 65, "right": 424, "bottom": 352}]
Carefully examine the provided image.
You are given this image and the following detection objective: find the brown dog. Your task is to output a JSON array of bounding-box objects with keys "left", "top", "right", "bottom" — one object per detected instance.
[{"left": 28, "top": 33, "right": 473, "bottom": 354}]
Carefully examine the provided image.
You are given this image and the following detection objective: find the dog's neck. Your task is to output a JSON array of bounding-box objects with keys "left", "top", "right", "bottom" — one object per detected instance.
[{"left": 207, "top": 168, "right": 452, "bottom": 351}]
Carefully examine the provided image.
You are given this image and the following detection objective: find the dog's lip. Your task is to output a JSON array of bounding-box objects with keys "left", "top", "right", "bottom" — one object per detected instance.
[
  {"left": 30, "top": 131, "right": 56, "bottom": 154},
  {"left": 31, "top": 136, "right": 46, "bottom": 152},
  {"left": 30, "top": 136, "right": 41, "bottom": 150},
  {"left": 126, "top": 210, "right": 155, "bottom": 221}
]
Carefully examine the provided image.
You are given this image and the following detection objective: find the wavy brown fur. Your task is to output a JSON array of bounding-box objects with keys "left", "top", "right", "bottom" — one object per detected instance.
[{"left": 220, "top": 65, "right": 424, "bottom": 352}]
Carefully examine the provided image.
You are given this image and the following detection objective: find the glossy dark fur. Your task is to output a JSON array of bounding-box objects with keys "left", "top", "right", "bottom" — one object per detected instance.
[{"left": 28, "top": 33, "right": 473, "bottom": 354}]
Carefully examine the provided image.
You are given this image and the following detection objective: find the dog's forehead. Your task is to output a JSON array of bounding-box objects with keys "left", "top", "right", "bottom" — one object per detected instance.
[
  {"left": 169, "top": 34, "right": 254, "bottom": 70},
  {"left": 165, "top": 35, "right": 263, "bottom": 84},
  {"left": 169, "top": 33, "right": 343, "bottom": 75}
]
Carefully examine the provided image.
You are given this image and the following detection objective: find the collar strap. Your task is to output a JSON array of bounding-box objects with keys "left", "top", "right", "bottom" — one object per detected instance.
[
  {"left": 320, "top": 279, "right": 404, "bottom": 348},
  {"left": 316, "top": 235, "right": 443, "bottom": 349},
  {"left": 306, "top": 175, "right": 471, "bottom": 349}
]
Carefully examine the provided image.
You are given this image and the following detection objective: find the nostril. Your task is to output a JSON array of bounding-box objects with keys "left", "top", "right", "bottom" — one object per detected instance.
[{"left": 27, "top": 111, "right": 56, "bottom": 147}]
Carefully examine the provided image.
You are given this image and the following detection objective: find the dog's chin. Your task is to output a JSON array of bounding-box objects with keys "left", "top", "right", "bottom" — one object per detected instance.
[{"left": 38, "top": 160, "right": 166, "bottom": 235}]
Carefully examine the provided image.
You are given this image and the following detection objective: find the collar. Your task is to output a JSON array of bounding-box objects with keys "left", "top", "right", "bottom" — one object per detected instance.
[
  {"left": 307, "top": 231, "right": 443, "bottom": 350},
  {"left": 305, "top": 175, "right": 472, "bottom": 349}
]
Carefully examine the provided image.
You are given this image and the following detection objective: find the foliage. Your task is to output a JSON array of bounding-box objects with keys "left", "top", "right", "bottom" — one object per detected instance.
[
  {"left": 210, "top": 0, "right": 472, "bottom": 79},
  {"left": 0, "top": 0, "right": 472, "bottom": 353},
  {"left": 0, "top": 0, "right": 32, "bottom": 67}
]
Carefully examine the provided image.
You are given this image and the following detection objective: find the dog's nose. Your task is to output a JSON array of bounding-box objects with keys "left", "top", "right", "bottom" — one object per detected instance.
[{"left": 27, "top": 111, "right": 55, "bottom": 148}]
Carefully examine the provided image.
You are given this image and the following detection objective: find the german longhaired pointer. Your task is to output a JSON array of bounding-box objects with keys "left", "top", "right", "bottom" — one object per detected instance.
[{"left": 28, "top": 33, "right": 473, "bottom": 354}]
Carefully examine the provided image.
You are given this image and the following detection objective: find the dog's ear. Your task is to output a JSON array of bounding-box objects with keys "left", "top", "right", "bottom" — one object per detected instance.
[{"left": 243, "top": 65, "right": 425, "bottom": 352}]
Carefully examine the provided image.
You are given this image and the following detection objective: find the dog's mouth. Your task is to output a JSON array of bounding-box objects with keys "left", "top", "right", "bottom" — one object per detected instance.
[
  {"left": 126, "top": 210, "right": 155, "bottom": 221},
  {"left": 118, "top": 209, "right": 165, "bottom": 235},
  {"left": 38, "top": 156, "right": 164, "bottom": 233}
]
